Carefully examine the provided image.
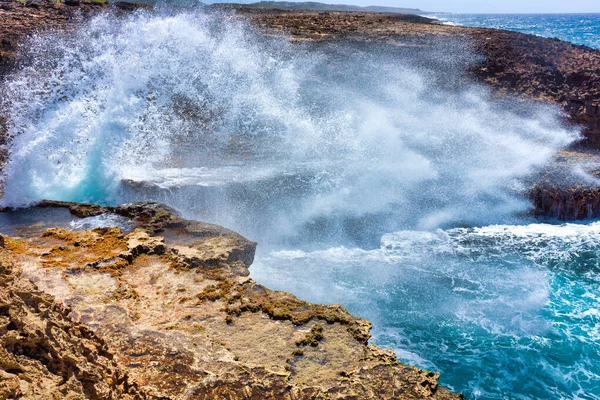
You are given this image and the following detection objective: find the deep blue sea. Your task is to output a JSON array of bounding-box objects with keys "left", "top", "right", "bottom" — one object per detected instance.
[{"left": 429, "top": 13, "right": 600, "bottom": 49}]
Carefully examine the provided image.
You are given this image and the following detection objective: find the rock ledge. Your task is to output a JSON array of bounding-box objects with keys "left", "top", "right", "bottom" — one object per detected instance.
[{"left": 0, "top": 201, "right": 461, "bottom": 399}]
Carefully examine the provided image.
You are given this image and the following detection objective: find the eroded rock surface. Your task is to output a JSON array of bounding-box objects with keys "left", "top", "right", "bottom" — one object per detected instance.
[
  {"left": 0, "top": 201, "right": 461, "bottom": 399},
  {"left": 0, "top": 236, "right": 150, "bottom": 399}
]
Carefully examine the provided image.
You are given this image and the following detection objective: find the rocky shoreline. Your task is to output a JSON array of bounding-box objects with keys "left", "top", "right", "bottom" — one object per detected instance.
[
  {"left": 1, "top": 2, "right": 600, "bottom": 398},
  {"left": 0, "top": 200, "right": 460, "bottom": 399}
]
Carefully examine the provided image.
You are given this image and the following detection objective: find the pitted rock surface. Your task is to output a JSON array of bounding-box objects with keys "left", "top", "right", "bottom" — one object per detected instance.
[
  {"left": 0, "top": 201, "right": 461, "bottom": 399},
  {"left": 0, "top": 236, "right": 150, "bottom": 399}
]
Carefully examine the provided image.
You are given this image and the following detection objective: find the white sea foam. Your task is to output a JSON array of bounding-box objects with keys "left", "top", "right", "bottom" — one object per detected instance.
[
  {"left": 253, "top": 220, "right": 600, "bottom": 398},
  {"left": 422, "top": 14, "right": 457, "bottom": 26},
  {"left": 69, "top": 213, "right": 134, "bottom": 232}
]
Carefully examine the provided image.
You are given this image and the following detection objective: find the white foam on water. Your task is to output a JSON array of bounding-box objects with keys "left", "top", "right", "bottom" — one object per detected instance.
[
  {"left": 252, "top": 220, "right": 600, "bottom": 398},
  {"left": 422, "top": 14, "right": 458, "bottom": 26},
  {"left": 69, "top": 213, "right": 134, "bottom": 232}
]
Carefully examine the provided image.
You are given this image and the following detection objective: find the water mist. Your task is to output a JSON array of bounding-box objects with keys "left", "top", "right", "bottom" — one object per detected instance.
[{"left": 0, "top": 9, "right": 577, "bottom": 244}]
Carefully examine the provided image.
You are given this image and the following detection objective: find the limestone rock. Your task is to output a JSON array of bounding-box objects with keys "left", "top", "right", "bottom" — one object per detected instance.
[
  {"left": 0, "top": 243, "right": 150, "bottom": 400},
  {"left": 0, "top": 202, "right": 462, "bottom": 399}
]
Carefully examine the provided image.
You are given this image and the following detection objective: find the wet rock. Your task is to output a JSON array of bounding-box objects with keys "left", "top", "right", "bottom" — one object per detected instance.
[
  {"left": 109, "top": 202, "right": 185, "bottom": 233},
  {"left": 37, "top": 199, "right": 105, "bottom": 218},
  {"left": 530, "top": 184, "right": 600, "bottom": 220}
]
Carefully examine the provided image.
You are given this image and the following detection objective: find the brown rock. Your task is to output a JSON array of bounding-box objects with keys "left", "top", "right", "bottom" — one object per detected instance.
[
  {"left": 0, "top": 202, "right": 462, "bottom": 399},
  {"left": 530, "top": 184, "right": 600, "bottom": 220},
  {"left": 0, "top": 241, "right": 150, "bottom": 399}
]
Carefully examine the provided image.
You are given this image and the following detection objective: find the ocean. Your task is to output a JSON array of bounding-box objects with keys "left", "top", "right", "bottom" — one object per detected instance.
[
  {"left": 430, "top": 13, "right": 600, "bottom": 50},
  {"left": 1, "top": 7, "right": 600, "bottom": 400}
]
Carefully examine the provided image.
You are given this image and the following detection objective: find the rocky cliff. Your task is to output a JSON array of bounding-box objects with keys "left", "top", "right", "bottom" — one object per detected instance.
[
  {"left": 530, "top": 185, "right": 600, "bottom": 220},
  {"left": 0, "top": 201, "right": 461, "bottom": 399}
]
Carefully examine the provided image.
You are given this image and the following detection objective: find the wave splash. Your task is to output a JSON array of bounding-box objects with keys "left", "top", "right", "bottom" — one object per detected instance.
[{"left": 0, "top": 8, "right": 579, "bottom": 243}]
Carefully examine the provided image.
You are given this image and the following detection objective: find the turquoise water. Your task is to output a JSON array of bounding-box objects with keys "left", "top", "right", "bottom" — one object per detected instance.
[
  {"left": 431, "top": 13, "right": 600, "bottom": 49},
  {"left": 252, "top": 223, "right": 600, "bottom": 399}
]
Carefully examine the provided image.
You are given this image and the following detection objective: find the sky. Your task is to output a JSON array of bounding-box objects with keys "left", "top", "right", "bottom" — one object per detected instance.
[{"left": 291, "top": 0, "right": 600, "bottom": 13}]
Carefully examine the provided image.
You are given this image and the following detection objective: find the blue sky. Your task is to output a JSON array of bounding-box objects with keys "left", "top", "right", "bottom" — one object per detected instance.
[{"left": 292, "top": 0, "right": 600, "bottom": 13}]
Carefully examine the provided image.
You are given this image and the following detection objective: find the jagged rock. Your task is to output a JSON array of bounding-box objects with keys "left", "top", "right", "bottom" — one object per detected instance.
[
  {"left": 126, "top": 229, "right": 166, "bottom": 257},
  {"left": 0, "top": 202, "right": 462, "bottom": 399},
  {"left": 0, "top": 235, "right": 151, "bottom": 399},
  {"left": 109, "top": 202, "right": 186, "bottom": 233},
  {"left": 30, "top": 200, "right": 258, "bottom": 270},
  {"left": 530, "top": 184, "right": 600, "bottom": 220},
  {"left": 37, "top": 200, "right": 105, "bottom": 218}
]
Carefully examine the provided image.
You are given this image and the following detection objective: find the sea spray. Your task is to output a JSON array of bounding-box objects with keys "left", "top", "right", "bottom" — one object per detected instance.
[{"left": 0, "top": 8, "right": 579, "bottom": 242}]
